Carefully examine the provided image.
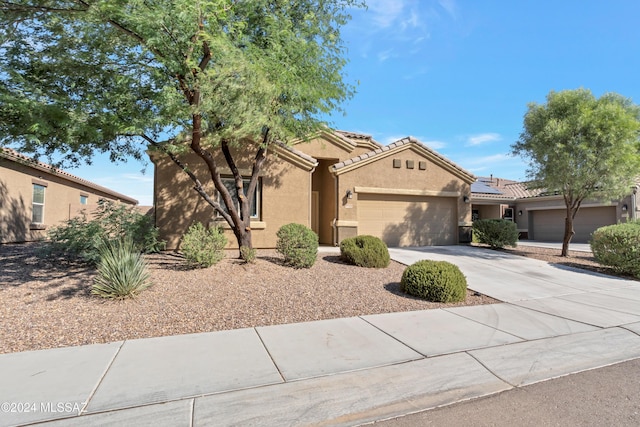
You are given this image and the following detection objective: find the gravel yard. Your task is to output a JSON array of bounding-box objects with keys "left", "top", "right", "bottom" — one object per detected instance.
[{"left": 0, "top": 242, "right": 626, "bottom": 355}]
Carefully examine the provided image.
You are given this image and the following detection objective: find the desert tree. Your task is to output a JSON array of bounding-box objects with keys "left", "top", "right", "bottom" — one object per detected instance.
[
  {"left": 512, "top": 88, "right": 640, "bottom": 256},
  {"left": 0, "top": 0, "right": 361, "bottom": 257}
]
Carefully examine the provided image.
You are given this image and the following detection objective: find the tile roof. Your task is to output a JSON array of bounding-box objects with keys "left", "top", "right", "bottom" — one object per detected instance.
[
  {"left": 0, "top": 147, "right": 139, "bottom": 204},
  {"left": 273, "top": 140, "right": 318, "bottom": 166},
  {"left": 471, "top": 176, "right": 544, "bottom": 200},
  {"left": 330, "top": 136, "right": 475, "bottom": 181},
  {"left": 334, "top": 130, "right": 383, "bottom": 147},
  {"left": 503, "top": 181, "right": 544, "bottom": 199}
]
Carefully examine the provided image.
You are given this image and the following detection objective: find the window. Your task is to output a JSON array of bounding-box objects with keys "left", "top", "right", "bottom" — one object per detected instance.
[
  {"left": 217, "top": 178, "right": 260, "bottom": 219},
  {"left": 32, "top": 184, "right": 45, "bottom": 224},
  {"left": 503, "top": 208, "right": 514, "bottom": 222},
  {"left": 80, "top": 195, "right": 88, "bottom": 205}
]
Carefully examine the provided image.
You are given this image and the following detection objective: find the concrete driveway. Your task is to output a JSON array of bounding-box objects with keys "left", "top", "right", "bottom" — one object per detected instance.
[
  {"left": 516, "top": 240, "right": 592, "bottom": 252},
  {"left": 389, "top": 245, "right": 640, "bottom": 326}
]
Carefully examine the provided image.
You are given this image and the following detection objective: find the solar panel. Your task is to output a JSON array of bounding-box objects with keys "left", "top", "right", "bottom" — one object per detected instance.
[{"left": 471, "top": 181, "right": 502, "bottom": 194}]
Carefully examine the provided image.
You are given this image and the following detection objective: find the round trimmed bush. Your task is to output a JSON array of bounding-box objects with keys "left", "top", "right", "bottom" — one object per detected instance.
[
  {"left": 591, "top": 221, "right": 640, "bottom": 278},
  {"left": 400, "top": 260, "right": 467, "bottom": 302},
  {"left": 276, "top": 223, "right": 318, "bottom": 268},
  {"left": 340, "top": 235, "right": 390, "bottom": 268},
  {"left": 180, "top": 222, "right": 228, "bottom": 268},
  {"left": 473, "top": 219, "right": 518, "bottom": 249}
]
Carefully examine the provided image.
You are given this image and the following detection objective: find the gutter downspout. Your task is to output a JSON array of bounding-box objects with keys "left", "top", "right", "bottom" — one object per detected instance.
[
  {"left": 309, "top": 166, "right": 316, "bottom": 228},
  {"left": 332, "top": 169, "right": 338, "bottom": 246},
  {"left": 632, "top": 187, "right": 638, "bottom": 221}
]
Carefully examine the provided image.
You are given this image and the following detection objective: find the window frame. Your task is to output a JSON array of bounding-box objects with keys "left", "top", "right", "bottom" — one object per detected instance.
[
  {"left": 503, "top": 207, "right": 514, "bottom": 222},
  {"left": 216, "top": 177, "right": 261, "bottom": 220},
  {"left": 80, "top": 194, "right": 88, "bottom": 205},
  {"left": 32, "top": 184, "right": 46, "bottom": 224}
]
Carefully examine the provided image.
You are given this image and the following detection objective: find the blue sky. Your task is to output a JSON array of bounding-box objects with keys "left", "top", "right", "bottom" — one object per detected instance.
[{"left": 65, "top": 0, "right": 640, "bottom": 205}]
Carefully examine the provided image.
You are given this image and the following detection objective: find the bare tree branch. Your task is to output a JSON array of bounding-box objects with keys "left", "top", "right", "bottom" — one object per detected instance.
[
  {"left": 221, "top": 139, "right": 249, "bottom": 224},
  {"left": 142, "top": 134, "right": 234, "bottom": 225}
]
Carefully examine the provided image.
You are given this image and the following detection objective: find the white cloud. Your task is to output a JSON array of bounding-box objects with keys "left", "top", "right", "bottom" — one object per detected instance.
[
  {"left": 377, "top": 49, "right": 394, "bottom": 62},
  {"left": 121, "top": 173, "right": 154, "bottom": 183},
  {"left": 401, "top": 9, "right": 421, "bottom": 30},
  {"left": 346, "top": 1, "right": 459, "bottom": 63},
  {"left": 438, "top": 0, "right": 458, "bottom": 19},
  {"left": 382, "top": 135, "right": 407, "bottom": 145},
  {"left": 367, "top": 0, "right": 407, "bottom": 29},
  {"left": 461, "top": 153, "right": 511, "bottom": 166},
  {"left": 466, "top": 133, "right": 501, "bottom": 146},
  {"left": 402, "top": 66, "right": 428, "bottom": 80},
  {"left": 467, "top": 166, "right": 488, "bottom": 173},
  {"left": 382, "top": 135, "right": 447, "bottom": 150},
  {"left": 423, "top": 140, "right": 447, "bottom": 150}
]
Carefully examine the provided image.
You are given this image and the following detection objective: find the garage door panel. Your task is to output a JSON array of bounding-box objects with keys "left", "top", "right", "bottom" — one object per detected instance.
[
  {"left": 357, "top": 194, "right": 456, "bottom": 247},
  {"left": 531, "top": 207, "right": 616, "bottom": 243}
]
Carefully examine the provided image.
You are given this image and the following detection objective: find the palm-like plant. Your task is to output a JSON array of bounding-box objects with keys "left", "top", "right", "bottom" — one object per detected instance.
[{"left": 92, "top": 238, "right": 152, "bottom": 299}]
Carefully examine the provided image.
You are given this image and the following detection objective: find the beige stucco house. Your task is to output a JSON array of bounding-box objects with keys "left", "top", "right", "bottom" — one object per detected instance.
[
  {"left": 153, "top": 130, "right": 476, "bottom": 250},
  {"left": 0, "top": 147, "right": 138, "bottom": 244},
  {"left": 471, "top": 176, "right": 639, "bottom": 243}
]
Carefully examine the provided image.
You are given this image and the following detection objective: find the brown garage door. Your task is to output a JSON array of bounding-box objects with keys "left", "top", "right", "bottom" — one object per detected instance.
[
  {"left": 357, "top": 193, "right": 457, "bottom": 246},
  {"left": 531, "top": 206, "right": 617, "bottom": 243}
]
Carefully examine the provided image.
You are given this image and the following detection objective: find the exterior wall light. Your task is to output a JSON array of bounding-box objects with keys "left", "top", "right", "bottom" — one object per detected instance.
[
  {"left": 622, "top": 204, "right": 628, "bottom": 212},
  {"left": 463, "top": 196, "right": 470, "bottom": 204},
  {"left": 346, "top": 189, "right": 353, "bottom": 199},
  {"left": 518, "top": 210, "right": 523, "bottom": 216}
]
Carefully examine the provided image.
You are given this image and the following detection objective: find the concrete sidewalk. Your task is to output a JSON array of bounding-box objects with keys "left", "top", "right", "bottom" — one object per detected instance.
[{"left": 2, "top": 246, "right": 640, "bottom": 426}]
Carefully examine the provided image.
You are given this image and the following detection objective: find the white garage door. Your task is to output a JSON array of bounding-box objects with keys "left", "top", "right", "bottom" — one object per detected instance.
[
  {"left": 531, "top": 206, "right": 617, "bottom": 243},
  {"left": 357, "top": 193, "right": 457, "bottom": 246}
]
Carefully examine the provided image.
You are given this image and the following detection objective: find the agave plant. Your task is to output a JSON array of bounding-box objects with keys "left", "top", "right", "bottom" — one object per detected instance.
[{"left": 92, "top": 238, "right": 152, "bottom": 299}]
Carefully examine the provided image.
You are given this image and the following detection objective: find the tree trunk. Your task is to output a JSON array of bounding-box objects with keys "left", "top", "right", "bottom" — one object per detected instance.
[
  {"left": 561, "top": 215, "right": 575, "bottom": 257},
  {"left": 237, "top": 226, "right": 253, "bottom": 259}
]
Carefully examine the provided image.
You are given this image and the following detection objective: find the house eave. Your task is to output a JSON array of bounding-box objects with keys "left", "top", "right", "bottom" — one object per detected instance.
[
  {"left": 272, "top": 144, "right": 318, "bottom": 171},
  {"left": 332, "top": 142, "right": 475, "bottom": 184},
  {"left": 0, "top": 148, "right": 138, "bottom": 205}
]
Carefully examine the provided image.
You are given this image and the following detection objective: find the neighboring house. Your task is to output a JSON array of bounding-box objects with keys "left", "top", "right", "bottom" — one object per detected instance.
[
  {"left": 0, "top": 147, "right": 138, "bottom": 244},
  {"left": 152, "top": 129, "right": 476, "bottom": 249},
  {"left": 471, "top": 176, "right": 639, "bottom": 243}
]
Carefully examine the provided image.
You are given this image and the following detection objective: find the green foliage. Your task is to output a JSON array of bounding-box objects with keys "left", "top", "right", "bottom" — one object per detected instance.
[
  {"left": 180, "top": 223, "right": 228, "bottom": 268},
  {"left": 42, "top": 200, "right": 163, "bottom": 264},
  {"left": 340, "top": 235, "right": 390, "bottom": 268},
  {"left": 512, "top": 88, "right": 640, "bottom": 255},
  {"left": 473, "top": 219, "right": 519, "bottom": 249},
  {"left": 91, "top": 238, "right": 152, "bottom": 299},
  {"left": 400, "top": 260, "right": 467, "bottom": 303},
  {"left": 240, "top": 246, "right": 257, "bottom": 264},
  {"left": 42, "top": 214, "right": 104, "bottom": 264},
  {"left": 0, "top": 0, "right": 362, "bottom": 252},
  {"left": 92, "top": 200, "right": 163, "bottom": 253},
  {"left": 590, "top": 222, "right": 640, "bottom": 278},
  {"left": 275, "top": 223, "right": 318, "bottom": 268}
]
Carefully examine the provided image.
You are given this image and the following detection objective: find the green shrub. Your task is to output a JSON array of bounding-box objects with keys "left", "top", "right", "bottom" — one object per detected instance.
[
  {"left": 42, "top": 200, "right": 164, "bottom": 264},
  {"left": 275, "top": 223, "right": 318, "bottom": 268},
  {"left": 591, "top": 222, "right": 640, "bottom": 277},
  {"left": 91, "top": 238, "right": 152, "bottom": 299},
  {"left": 42, "top": 214, "right": 104, "bottom": 264},
  {"left": 472, "top": 219, "right": 518, "bottom": 249},
  {"left": 180, "top": 223, "right": 228, "bottom": 268},
  {"left": 400, "top": 260, "right": 467, "bottom": 303},
  {"left": 240, "top": 246, "right": 257, "bottom": 264},
  {"left": 340, "top": 235, "right": 390, "bottom": 268}
]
